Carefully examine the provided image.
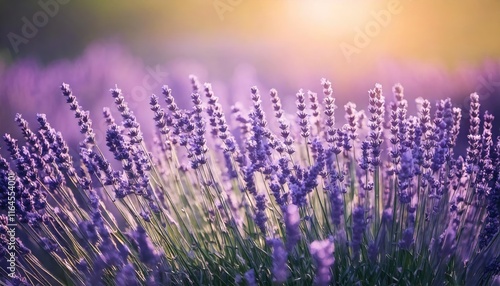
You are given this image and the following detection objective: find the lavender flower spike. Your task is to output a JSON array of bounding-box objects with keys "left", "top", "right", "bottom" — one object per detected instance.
[
  {"left": 351, "top": 206, "right": 365, "bottom": 258},
  {"left": 267, "top": 238, "right": 289, "bottom": 283},
  {"left": 254, "top": 193, "right": 268, "bottom": 235},
  {"left": 284, "top": 204, "right": 301, "bottom": 251},
  {"left": 296, "top": 89, "right": 311, "bottom": 139},
  {"left": 131, "top": 226, "right": 160, "bottom": 266},
  {"left": 244, "top": 269, "right": 257, "bottom": 286},
  {"left": 61, "top": 83, "right": 96, "bottom": 145},
  {"left": 310, "top": 238, "right": 335, "bottom": 286}
]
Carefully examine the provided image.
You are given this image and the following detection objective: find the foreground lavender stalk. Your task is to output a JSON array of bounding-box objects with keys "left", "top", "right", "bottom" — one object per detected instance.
[{"left": 310, "top": 238, "right": 335, "bottom": 286}]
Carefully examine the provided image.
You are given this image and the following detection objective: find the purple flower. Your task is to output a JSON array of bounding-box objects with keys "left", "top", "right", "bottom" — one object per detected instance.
[
  {"left": 150, "top": 94, "right": 169, "bottom": 135},
  {"left": 223, "top": 151, "right": 238, "bottom": 179},
  {"left": 269, "top": 88, "right": 283, "bottom": 118},
  {"left": 15, "top": 113, "right": 42, "bottom": 160},
  {"left": 450, "top": 107, "right": 462, "bottom": 148},
  {"left": 321, "top": 78, "right": 337, "bottom": 145},
  {"left": 131, "top": 226, "right": 160, "bottom": 266},
  {"left": 359, "top": 140, "right": 371, "bottom": 171},
  {"left": 61, "top": 83, "right": 96, "bottom": 145},
  {"left": 329, "top": 186, "right": 344, "bottom": 226},
  {"left": 140, "top": 210, "right": 151, "bottom": 222},
  {"left": 438, "top": 224, "right": 457, "bottom": 258},
  {"left": 431, "top": 98, "right": 453, "bottom": 172},
  {"left": 78, "top": 220, "right": 98, "bottom": 244},
  {"left": 296, "top": 89, "right": 311, "bottom": 139},
  {"left": 310, "top": 238, "right": 335, "bottom": 286},
  {"left": 351, "top": 206, "right": 365, "bottom": 258},
  {"left": 398, "top": 227, "right": 414, "bottom": 250},
  {"left": 103, "top": 107, "right": 116, "bottom": 126},
  {"left": 476, "top": 112, "right": 495, "bottom": 196},
  {"left": 106, "top": 124, "right": 130, "bottom": 161},
  {"left": 284, "top": 204, "right": 301, "bottom": 251},
  {"left": 243, "top": 166, "right": 257, "bottom": 196},
  {"left": 244, "top": 269, "right": 257, "bottom": 286},
  {"left": 267, "top": 238, "right": 289, "bottom": 283},
  {"left": 204, "top": 82, "right": 237, "bottom": 155},
  {"left": 277, "top": 157, "right": 291, "bottom": 185},
  {"left": 15, "top": 237, "right": 31, "bottom": 255},
  {"left": 303, "top": 148, "right": 325, "bottom": 193},
  {"left": 367, "top": 84, "right": 385, "bottom": 167},
  {"left": 308, "top": 90, "right": 321, "bottom": 136},
  {"left": 40, "top": 237, "right": 59, "bottom": 252},
  {"left": 344, "top": 102, "right": 359, "bottom": 143},
  {"left": 91, "top": 151, "right": 116, "bottom": 185},
  {"left": 110, "top": 86, "right": 143, "bottom": 144},
  {"left": 115, "top": 263, "right": 139, "bottom": 286},
  {"left": 3, "top": 134, "right": 20, "bottom": 164},
  {"left": 269, "top": 178, "right": 287, "bottom": 209},
  {"left": 326, "top": 148, "right": 344, "bottom": 226},
  {"left": 479, "top": 144, "right": 500, "bottom": 249},
  {"left": 187, "top": 80, "right": 208, "bottom": 169},
  {"left": 368, "top": 240, "right": 378, "bottom": 262},
  {"left": 398, "top": 150, "right": 414, "bottom": 204},
  {"left": 466, "top": 93, "right": 481, "bottom": 173},
  {"left": 254, "top": 193, "right": 268, "bottom": 235},
  {"left": 246, "top": 86, "right": 272, "bottom": 171},
  {"left": 270, "top": 88, "right": 295, "bottom": 155},
  {"left": 290, "top": 181, "right": 307, "bottom": 207}
]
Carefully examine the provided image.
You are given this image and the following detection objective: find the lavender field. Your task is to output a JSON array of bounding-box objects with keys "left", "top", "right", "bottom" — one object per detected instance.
[
  {"left": 1, "top": 1, "right": 500, "bottom": 286},
  {"left": 1, "top": 74, "right": 499, "bottom": 285}
]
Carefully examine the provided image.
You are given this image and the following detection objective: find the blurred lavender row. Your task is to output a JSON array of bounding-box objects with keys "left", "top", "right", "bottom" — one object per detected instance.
[{"left": 1, "top": 42, "right": 499, "bottom": 150}]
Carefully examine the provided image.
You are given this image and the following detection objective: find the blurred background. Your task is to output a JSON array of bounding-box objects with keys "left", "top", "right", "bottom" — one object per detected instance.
[{"left": 1, "top": 0, "right": 500, "bottom": 153}]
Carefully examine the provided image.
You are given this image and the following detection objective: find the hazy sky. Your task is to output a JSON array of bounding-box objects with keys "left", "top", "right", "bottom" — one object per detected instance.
[{"left": 1, "top": 0, "right": 500, "bottom": 68}]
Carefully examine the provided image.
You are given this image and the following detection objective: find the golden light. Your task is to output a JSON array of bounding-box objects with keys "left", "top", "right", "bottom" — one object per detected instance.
[{"left": 284, "top": 1, "right": 377, "bottom": 36}]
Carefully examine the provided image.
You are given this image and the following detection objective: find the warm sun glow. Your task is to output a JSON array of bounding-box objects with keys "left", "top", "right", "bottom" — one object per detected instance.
[{"left": 286, "top": 1, "right": 377, "bottom": 35}]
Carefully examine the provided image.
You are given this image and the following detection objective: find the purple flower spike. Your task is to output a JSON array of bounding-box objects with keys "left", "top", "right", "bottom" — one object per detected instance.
[
  {"left": 267, "top": 238, "right": 289, "bottom": 283},
  {"left": 244, "top": 269, "right": 257, "bottom": 286},
  {"left": 187, "top": 80, "right": 208, "bottom": 169},
  {"left": 344, "top": 102, "right": 359, "bottom": 144},
  {"left": 270, "top": 88, "right": 295, "bottom": 154},
  {"left": 110, "top": 86, "right": 143, "bottom": 144},
  {"left": 367, "top": 84, "right": 385, "bottom": 167},
  {"left": 310, "top": 238, "right": 335, "bottom": 286},
  {"left": 254, "top": 193, "right": 268, "bottom": 235},
  {"left": 60, "top": 83, "right": 96, "bottom": 145},
  {"left": 398, "top": 227, "right": 414, "bottom": 250},
  {"left": 150, "top": 94, "right": 169, "bottom": 135},
  {"left": 131, "top": 226, "right": 160, "bottom": 266},
  {"left": 321, "top": 78, "right": 337, "bottom": 145},
  {"left": 296, "top": 89, "right": 311, "bottom": 139},
  {"left": 115, "top": 263, "right": 139, "bottom": 286},
  {"left": 351, "top": 206, "right": 365, "bottom": 258},
  {"left": 284, "top": 204, "right": 301, "bottom": 251},
  {"left": 466, "top": 93, "right": 481, "bottom": 173}
]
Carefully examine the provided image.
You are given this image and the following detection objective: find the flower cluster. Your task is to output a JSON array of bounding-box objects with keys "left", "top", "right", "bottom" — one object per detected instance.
[{"left": 1, "top": 76, "right": 499, "bottom": 286}]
